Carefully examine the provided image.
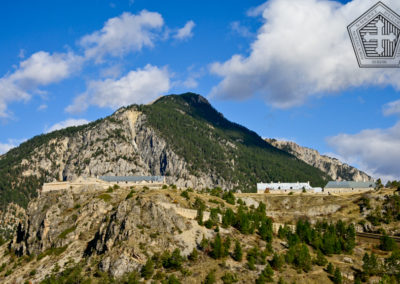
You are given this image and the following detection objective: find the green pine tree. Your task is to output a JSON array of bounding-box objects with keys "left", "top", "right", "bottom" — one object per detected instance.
[
  {"left": 233, "top": 240, "right": 243, "bottom": 262},
  {"left": 256, "top": 263, "right": 274, "bottom": 283},
  {"left": 188, "top": 248, "right": 198, "bottom": 261},
  {"left": 333, "top": 267, "right": 342, "bottom": 284},
  {"left": 210, "top": 233, "right": 223, "bottom": 259},
  {"left": 140, "top": 258, "right": 154, "bottom": 280},
  {"left": 204, "top": 270, "right": 216, "bottom": 284},
  {"left": 327, "top": 262, "right": 334, "bottom": 274}
]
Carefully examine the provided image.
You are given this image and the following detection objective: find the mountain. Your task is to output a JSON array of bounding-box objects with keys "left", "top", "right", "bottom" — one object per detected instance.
[
  {"left": 3, "top": 177, "right": 396, "bottom": 283},
  {"left": 266, "top": 139, "right": 373, "bottom": 182},
  {"left": 1, "top": 182, "right": 362, "bottom": 283},
  {"left": 0, "top": 93, "right": 330, "bottom": 210}
]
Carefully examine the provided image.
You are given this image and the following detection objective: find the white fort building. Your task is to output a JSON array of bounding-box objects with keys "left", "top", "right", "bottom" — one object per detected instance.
[
  {"left": 257, "top": 180, "right": 376, "bottom": 195},
  {"left": 256, "top": 181, "right": 318, "bottom": 194}
]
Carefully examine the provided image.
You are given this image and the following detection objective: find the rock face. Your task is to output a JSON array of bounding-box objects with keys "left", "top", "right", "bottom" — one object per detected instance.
[
  {"left": 0, "top": 203, "right": 26, "bottom": 239},
  {"left": 266, "top": 139, "right": 373, "bottom": 182},
  {"left": 9, "top": 186, "right": 205, "bottom": 281},
  {"left": 16, "top": 108, "right": 226, "bottom": 190},
  {"left": 0, "top": 93, "right": 330, "bottom": 211}
]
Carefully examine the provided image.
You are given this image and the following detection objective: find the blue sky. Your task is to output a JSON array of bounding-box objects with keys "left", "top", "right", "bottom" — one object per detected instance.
[{"left": 1, "top": 0, "right": 400, "bottom": 180}]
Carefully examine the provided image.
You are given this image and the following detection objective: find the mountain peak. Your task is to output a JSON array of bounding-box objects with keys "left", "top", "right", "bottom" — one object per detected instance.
[{"left": 153, "top": 92, "right": 210, "bottom": 107}]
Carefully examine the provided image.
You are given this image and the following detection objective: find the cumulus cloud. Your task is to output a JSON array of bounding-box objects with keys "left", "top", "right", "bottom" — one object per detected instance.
[
  {"left": 383, "top": 100, "right": 400, "bottom": 117},
  {"left": 18, "top": 49, "right": 25, "bottom": 59},
  {"left": 46, "top": 118, "right": 89, "bottom": 133},
  {"left": 37, "top": 104, "right": 48, "bottom": 111},
  {"left": 11, "top": 51, "right": 81, "bottom": 86},
  {"left": 174, "top": 20, "right": 195, "bottom": 40},
  {"left": 210, "top": 0, "right": 400, "bottom": 108},
  {"left": 1, "top": 10, "right": 190, "bottom": 117},
  {"left": 0, "top": 142, "right": 16, "bottom": 154},
  {"left": 327, "top": 122, "right": 400, "bottom": 180},
  {"left": 182, "top": 77, "right": 198, "bottom": 89},
  {"left": 80, "top": 11, "right": 164, "bottom": 62},
  {"left": 230, "top": 21, "right": 253, "bottom": 38},
  {"left": 0, "top": 51, "right": 81, "bottom": 117},
  {"left": 246, "top": 2, "right": 269, "bottom": 17},
  {"left": 0, "top": 139, "right": 26, "bottom": 154},
  {"left": 66, "top": 64, "right": 170, "bottom": 113}
]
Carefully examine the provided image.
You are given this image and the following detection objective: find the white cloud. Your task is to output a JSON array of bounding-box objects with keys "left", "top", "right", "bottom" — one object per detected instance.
[
  {"left": 383, "top": 100, "right": 400, "bottom": 117},
  {"left": 247, "top": 2, "right": 269, "bottom": 17},
  {"left": 80, "top": 11, "right": 164, "bottom": 62},
  {"left": 0, "top": 142, "right": 16, "bottom": 154},
  {"left": 18, "top": 49, "right": 25, "bottom": 59},
  {"left": 11, "top": 51, "right": 81, "bottom": 86},
  {"left": 0, "top": 10, "right": 173, "bottom": 117},
  {"left": 327, "top": 122, "right": 400, "bottom": 180},
  {"left": 0, "top": 51, "right": 82, "bottom": 117},
  {"left": 210, "top": 0, "right": 400, "bottom": 108},
  {"left": 230, "top": 21, "right": 253, "bottom": 38},
  {"left": 66, "top": 64, "right": 171, "bottom": 113},
  {"left": 174, "top": 20, "right": 195, "bottom": 40},
  {"left": 182, "top": 77, "right": 198, "bottom": 89},
  {"left": 0, "top": 78, "right": 30, "bottom": 117},
  {"left": 100, "top": 64, "right": 123, "bottom": 78},
  {"left": 46, "top": 118, "right": 89, "bottom": 133},
  {"left": 37, "top": 104, "right": 48, "bottom": 111},
  {"left": 0, "top": 139, "right": 26, "bottom": 154}
]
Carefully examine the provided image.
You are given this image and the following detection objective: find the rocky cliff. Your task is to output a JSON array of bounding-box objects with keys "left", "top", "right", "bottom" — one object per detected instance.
[
  {"left": 5, "top": 185, "right": 216, "bottom": 282},
  {"left": 266, "top": 139, "right": 373, "bottom": 182},
  {"left": 0, "top": 93, "right": 330, "bottom": 211},
  {"left": 1, "top": 182, "right": 388, "bottom": 283}
]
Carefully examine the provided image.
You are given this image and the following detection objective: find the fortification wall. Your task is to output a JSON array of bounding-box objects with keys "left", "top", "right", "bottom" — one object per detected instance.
[
  {"left": 41, "top": 179, "right": 165, "bottom": 193},
  {"left": 324, "top": 188, "right": 373, "bottom": 194},
  {"left": 257, "top": 189, "right": 321, "bottom": 195},
  {"left": 158, "top": 202, "right": 211, "bottom": 222},
  {"left": 41, "top": 182, "right": 106, "bottom": 193}
]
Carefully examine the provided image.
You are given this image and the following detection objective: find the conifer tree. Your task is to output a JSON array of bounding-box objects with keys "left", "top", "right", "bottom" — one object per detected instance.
[
  {"left": 204, "top": 270, "right": 216, "bottom": 284},
  {"left": 233, "top": 240, "right": 243, "bottom": 262},
  {"left": 140, "top": 258, "right": 154, "bottom": 279},
  {"left": 256, "top": 263, "right": 274, "bottom": 283},
  {"left": 327, "top": 262, "right": 334, "bottom": 275},
  {"left": 333, "top": 267, "right": 342, "bottom": 284},
  {"left": 210, "top": 233, "right": 223, "bottom": 259}
]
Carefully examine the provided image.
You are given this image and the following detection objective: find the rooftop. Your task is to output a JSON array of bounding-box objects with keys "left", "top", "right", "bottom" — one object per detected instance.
[
  {"left": 99, "top": 176, "right": 165, "bottom": 183},
  {"left": 325, "top": 181, "right": 375, "bottom": 189}
]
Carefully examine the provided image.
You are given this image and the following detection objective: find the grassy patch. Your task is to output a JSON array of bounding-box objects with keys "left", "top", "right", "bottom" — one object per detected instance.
[
  {"left": 58, "top": 226, "right": 76, "bottom": 239},
  {"left": 126, "top": 190, "right": 135, "bottom": 200},
  {"left": 37, "top": 246, "right": 68, "bottom": 260},
  {"left": 97, "top": 193, "right": 112, "bottom": 202}
]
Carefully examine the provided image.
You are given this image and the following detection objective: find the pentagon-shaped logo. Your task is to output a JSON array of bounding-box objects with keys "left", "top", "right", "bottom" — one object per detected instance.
[{"left": 348, "top": 2, "right": 400, "bottom": 68}]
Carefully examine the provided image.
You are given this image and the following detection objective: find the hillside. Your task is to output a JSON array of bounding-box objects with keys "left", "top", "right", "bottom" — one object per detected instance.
[
  {"left": 266, "top": 139, "right": 373, "bottom": 182},
  {"left": 2, "top": 183, "right": 400, "bottom": 283},
  {"left": 0, "top": 93, "right": 330, "bottom": 210}
]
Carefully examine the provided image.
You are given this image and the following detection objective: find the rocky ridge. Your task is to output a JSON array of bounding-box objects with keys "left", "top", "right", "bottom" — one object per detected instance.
[
  {"left": 266, "top": 139, "right": 373, "bottom": 182},
  {"left": 15, "top": 107, "right": 227, "bottom": 191},
  {"left": 0, "top": 93, "right": 331, "bottom": 212},
  {"left": 8, "top": 185, "right": 215, "bottom": 282}
]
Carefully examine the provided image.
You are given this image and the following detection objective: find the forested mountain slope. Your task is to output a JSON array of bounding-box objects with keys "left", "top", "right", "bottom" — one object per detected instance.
[{"left": 0, "top": 93, "right": 330, "bottom": 210}]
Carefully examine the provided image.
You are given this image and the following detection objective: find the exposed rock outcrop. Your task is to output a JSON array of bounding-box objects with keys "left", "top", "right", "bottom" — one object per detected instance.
[
  {"left": 18, "top": 108, "right": 228, "bottom": 191},
  {"left": 266, "top": 139, "right": 373, "bottom": 182},
  {"left": 9, "top": 186, "right": 214, "bottom": 281},
  {"left": 0, "top": 203, "right": 26, "bottom": 240}
]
